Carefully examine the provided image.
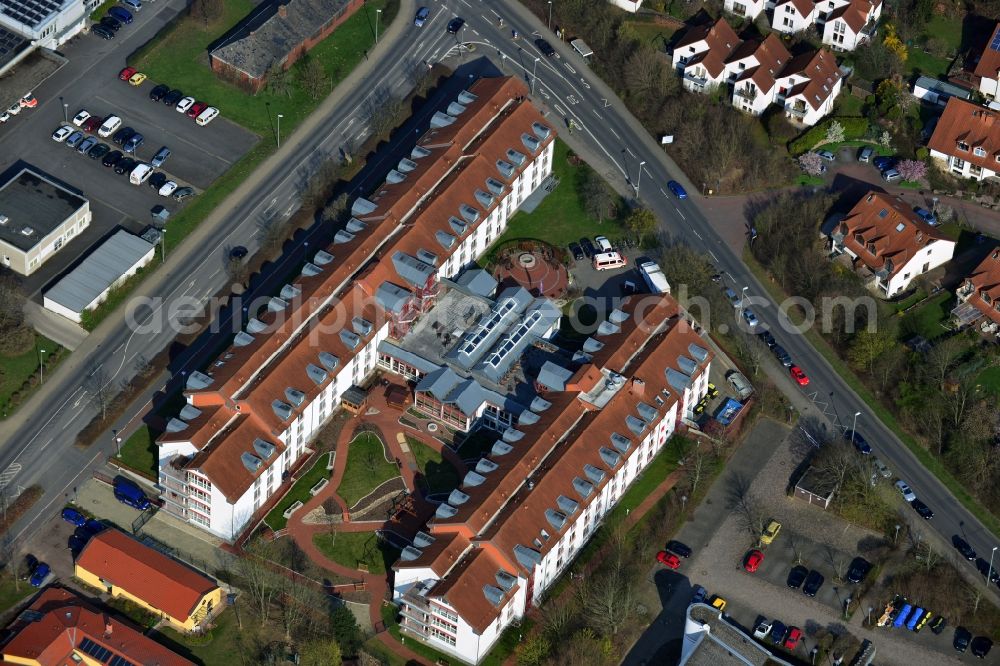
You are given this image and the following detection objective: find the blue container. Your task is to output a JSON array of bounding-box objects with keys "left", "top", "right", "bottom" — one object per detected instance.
[{"left": 894, "top": 604, "right": 912, "bottom": 628}]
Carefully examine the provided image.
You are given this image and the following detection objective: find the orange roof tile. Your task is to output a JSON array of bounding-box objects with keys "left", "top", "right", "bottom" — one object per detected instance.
[
  {"left": 929, "top": 97, "right": 1000, "bottom": 171},
  {"left": 676, "top": 17, "right": 741, "bottom": 78},
  {"left": 742, "top": 34, "right": 792, "bottom": 92},
  {"left": 964, "top": 248, "right": 1000, "bottom": 326},
  {"left": 429, "top": 548, "right": 517, "bottom": 634},
  {"left": 76, "top": 529, "right": 219, "bottom": 622},
  {"left": 781, "top": 48, "right": 842, "bottom": 110},
  {"left": 776, "top": 0, "right": 813, "bottom": 18},
  {"left": 974, "top": 23, "right": 1000, "bottom": 81}
]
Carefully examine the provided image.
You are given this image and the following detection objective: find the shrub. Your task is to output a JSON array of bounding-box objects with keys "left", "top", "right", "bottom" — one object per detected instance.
[
  {"left": 897, "top": 159, "right": 927, "bottom": 182},
  {"left": 798, "top": 152, "right": 825, "bottom": 176},
  {"left": 0, "top": 326, "right": 34, "bottom": 357}
]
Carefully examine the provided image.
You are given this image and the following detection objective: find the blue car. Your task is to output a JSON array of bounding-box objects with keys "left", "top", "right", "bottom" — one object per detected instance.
[
  {"left": 914, "top": 207, "right": 938, "bottom": 226},
  {"left": 691, "top": 584, "right": 707, "bottom": 605},
  {"left": 29, "top": 562, "right": 49, "bottom": 587},
  {"left": 83, "top": 519, "right": 105, "bottom": 535},
  {"left": 845, "top": 430, "right": 872, "bottom": 455},
  {"left": 414, "top": 6, "right": 429, "bottom": 26},
  {"left": 667, "top": 180, "right": 687, "bottom": 199},
  {"left": 770, "top": 621, "right": 788, "bottom": 645},
  {"left": 60, "top": 507, "right": 86, "bottom": 527},
  {"left": 872, "top": 156, "right": 896, "bottom": 172},
  {"left": 108, "top": 6, "right": 132, "bottom": 23}
]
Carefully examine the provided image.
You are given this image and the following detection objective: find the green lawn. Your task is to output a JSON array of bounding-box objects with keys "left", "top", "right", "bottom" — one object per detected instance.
[
  {"left": 905, "top": 48, "right": 953, "bottom": 79},
  {"left": 892, "top": 289, "right": 927, "bottom": 313},
  {"left": 405, "top": 437, "right": 461, "bottom": 495},
  {"left": 833, "top": 94, "right": 865, "bottom": 118},
  {"left": 922, "top": 15, "right": 963, "bottom": 52},
  {"left": 264, "top": 453, "right": 332, "bottom": 531},
  {"left": 623, "top": 19, "right": 677, "bottom": 49},
  {"left": 312, "top": 530, "right": 400, "bottom": 575},
  {"left": 978, "top": 367, "right": 1000, "bottom": 396},
  {"left": 117, "top": 425, "right": 157, "bottom": 478},
  {"left": 491, "top": 140, "right": 626, "bottom": 252},
  {"left": 899, "top": 291, "right": 953, "bottom": 341},
  {"left": 336, "top": 432, "right": 400, "bottom": 508},
  {"left": 613, "top": 436, "right": 687, "bottom": 517},
  {"left": 0, "top": 575, "right": 34, "bottom": 616},
  {"left": 154, "top": 608, "right": 255, "bottom": 665},
  {"left": 0, "top": 335, "right": 64, "bottom": 418}
]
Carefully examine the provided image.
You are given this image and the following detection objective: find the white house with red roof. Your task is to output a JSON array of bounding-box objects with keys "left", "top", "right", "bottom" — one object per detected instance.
[
  {"left": 671, "top": 17, "right": 742, "bottom": 92},
  {"left": 731, "top": 34, "right": 793, "bottom": 116},
  {"left": 975, "top": 22, "right": 1000, "bottom": 100},
  {"left": 819, "top": 0, "right": 882, "bottom": 51},
  {"left": 775, "top": 49, "right": 844, "bottom": 125},
  {"left": 772, "top": 0, "right": 815, "bottom": 34},
  {"left": 954, "top": 248, "right": 1000, "bottom": 334},
  {"left": 928, "top": 97, "right": 1000, "bottom": 181}
]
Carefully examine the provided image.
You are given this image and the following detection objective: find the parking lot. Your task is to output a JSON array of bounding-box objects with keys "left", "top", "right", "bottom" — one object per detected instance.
[{"left": 0, "top": 0, "right": 258, "bottom": 298}]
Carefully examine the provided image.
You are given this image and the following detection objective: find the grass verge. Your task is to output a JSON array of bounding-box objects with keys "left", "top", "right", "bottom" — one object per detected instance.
[
  {"left": 0, "top": 574, "right": 34, "bottom": 616},
  {"left": 89, "top": 0, "right": 115, "bottom": 21},
  {"left": 0, "top": 335, "right": 65, "bottom": 418},
  {"left": 405, "top": 436, "right": 460, "bottom": 495},
  {"left": 0, "top": 486, "right": 42, "bottom": 536},
  {"left": 116, "top": 425, "right": 157, "bottom": 478},
  {"left": 742, "top": 250, "right": 1000, "bottom": 538},
  {"left": 312, "top": 530, "right": 400, "bottom": 575},
  {"left": 264, "top": 453, "right": 331, "bottom": 531},
  {"left": 154, "top": 608, "right": 254, "bottom": 665},
  {"left": 336, "top": 432, "right": 400, "bottom": 508}
]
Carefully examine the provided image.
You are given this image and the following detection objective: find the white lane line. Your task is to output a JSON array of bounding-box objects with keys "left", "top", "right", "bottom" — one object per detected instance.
[
  {"left": 676, "top": 208, "right": 686, "bottom": 221},
  {"left": 708, "top": 250, "right": 719, "bottom": 262},
  {"left": 692, "top": 229, "right": 702, "bottom": 240},
  {"left": 610, "top": 128, "right": 620, "bottom": 140},
  {"left": 554, "top": 104, "right": 566, "bottom": 116},
  {"left": 660, "top": 188, "right": 668, "bottom": 197}
]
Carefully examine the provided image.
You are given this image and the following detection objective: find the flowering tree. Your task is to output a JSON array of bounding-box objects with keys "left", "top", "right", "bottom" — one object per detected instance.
[
  {"left": 896, "top": 159, "right": 927, "bottom": 182},
  {"left": 825, "top": 120, "right": 845, "bottom": 144},
  {"left": 798, "top": 152, "right": 824, "bottom": 176},
  {"left": 879, "top": 130, "right": 892, "bottom": 149}
]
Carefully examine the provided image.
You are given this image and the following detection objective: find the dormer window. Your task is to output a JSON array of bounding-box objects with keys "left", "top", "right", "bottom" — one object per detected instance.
[
  {"left": 957, "top": 141, "right": 969, "bottom": 151},
  {"left": 866, "top": 241, "right": 876, "bottom": 254},
  {"left": 974, "top": 147, "right": 987, "bottom": 157},
  {"left": 983, "top": 291, "right": 992, "bottom": 304}
]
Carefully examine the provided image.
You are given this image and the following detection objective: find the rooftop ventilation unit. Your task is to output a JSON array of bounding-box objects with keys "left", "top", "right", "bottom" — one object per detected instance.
[
  {"left": 463, "top": 470, "right": 487, "bottom": 487},
  {"left": 435, "top": 503, "right": 458, "bottom": 519},
  {"left": 584, "top": 464, "right": 606, "bottom": 483},
  {"left": 491, "top": 441, "right": 514, "bottom": 456},
  {"left": 459, "top": 204, "right": 480, "bottom": 223},
  {"left": 233, "top": 331, "right": 255, "bottom": 347},
  {"left": 474, "top": 190, "right": 494, "bottom": 208},
  {"left": 334, "top": 230, "right": 355, "bottom": 244},
  {"left": 272, "top": 400, "right": 293, "bottom": 421},
  {"left": 20, "top": 227, "right": 33, "bottom": 236},
  {"left": 457, "top": 90, "right": 478, "bottom": 104},
  {"left": 449, "top": 216, "right": 467, "bottom": 235},
  {"left": 557, "top": 495, "right": 579, "bottom": 514},
  {"left": 385, "top": 170, "right": 406, "bottom": 184},
  {"left": 483, "top": 585, "right": 505, "bottom": 607},
  {"left": 413, "top": 531, "right": 436, "bottom": 548},
  {"left": 625, "top": 415, "right": 647, "bottom": 436},
  {"left": 496, "top": 570, "right": 517, "bottom": 591},
  {"left": 0, "top": 215, "right": 7, "bottom": 225},
  {"left": 279, "top": 284, "right": 301, "bottom": 301},
  {"left": 435, "top": 230, "right": 456, "bottom": 249},
  {"left": 241, "top": 452, "right": 264, "bottom": 473},
  {"left": 475, "top": 459, "right": 499, "bottom": 474},
  {"left": 545, "top": 509, "right": 567, "bottom": 530},
  {"left": 319, "top": 352, "right": 339, "bottom": 370},
  {"left": 346, "top": 218, "right": 367, "bottom": 233},
  {"left": 506, "top": 149, "right": 526, "bottom": 165},
  {"left": 496, "top": 160, "right": 515, "bottom": 179},
  {"left": 513, "top": 544, "right": 542, "bottom": 568},
  {"left": 285, "top": 387, "right": 306, "bottom": 406},
  {"left": 486, "top": 178, "right": 505, "bottom": 195},
  {"left": 400, "top": 546, "right": 423, "bottom": 561},
  {"left": 610, "top": 432, "right": 631, "bottom": 453},
  {"left": 179, "top": 404, "right": 202, "bottom": 420},
  {"left": 267, "top": 297, "right": 288, "bottom": 312},
  {"left": 165, "top": 418, "right": 188, "bottom": 433},
  {"left": 411, "top": 145, "right": 431, "bottom": 159},
  {"left": 306, "top": 363, "right": 328, "bottom": 385},
  {"left": 253, "top": 438, "right": 277, "bottom": 459},
  {"left": 397, "top": 158, "right": 418, "bottom": 172},
  {"left": 246, "top": 318, "right": 268, "bottom": 334},
  {"left": 448, "top": 489, "right": 470, "bottom": 505},
  {"left": 314, "top": 250, "right": 334, "bottom": 265},
  {"left": 636, "top": 402, "right": 658, "bottom": 422},
  {"left": 532, "top": 122, "right": 552, "bottom": 139},
  {"left": 301, "top": 263, "right": 322, "bottom": 277},
  {"left": 351, "top": 198, "right": 377, "bottom": 216},
  {"left": 340, "top": 330, "right": 361, "bottom": 350}
]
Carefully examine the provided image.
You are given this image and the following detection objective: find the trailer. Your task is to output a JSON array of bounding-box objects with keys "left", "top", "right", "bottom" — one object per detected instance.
[
  {"left": 639, "top": 261, "right": 671, "bottom": 294},
  {"left": 571, "top": 38, "right": 593, "bottom": 59}
]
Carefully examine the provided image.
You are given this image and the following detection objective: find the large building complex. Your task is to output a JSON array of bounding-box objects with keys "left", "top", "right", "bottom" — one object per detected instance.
[
  {"left": 391, "top": 294, "right": 713, "bottom": 663},
  {"left": 156, "top": 76, "right": 556, "bottom": 540},
  {"left": 0, "top": 0, "right": 100, "bottom": 49}
]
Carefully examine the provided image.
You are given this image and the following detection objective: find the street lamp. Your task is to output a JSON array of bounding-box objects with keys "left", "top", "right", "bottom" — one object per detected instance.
[
  {"left": 530, "top": 57, "right": 540, "bottom": 96},
  {"left": 62, "top": 102, "right": 68, "bottom": 123},
  {"left": 160, "top": 228, "right": 167, "bottom": 262},
  {"left": 38, "top": 348, "right": 46, "bottom": 384},
  {"left": 894, "top": 524, "right": 900, "bottom": 543},
  {"left": 277, "top": 113, "right": 283, "bottom": 148},
  {"left": 739, "top": 286, "right": 748, "bottom": 313},
  {"left": 635, "top": 160, "right": 646, "bottom": 198},
  {"left": 547, "top": 0, "right": 553, "bottom": 31},
  {"left": 987, "top": 546, "right": 998, "bottom": 587},
  {"left": 681, "top": 494, "right": 687, "bottom": 513},
  {"left": 851, "top": 411, "right": 861, "bottom": 442},
  {"left": 113, "top": 428, "right": 122, "bottom": 457},
  {"left": 375, "top": 8, "right": 382, "bottom": 44}
]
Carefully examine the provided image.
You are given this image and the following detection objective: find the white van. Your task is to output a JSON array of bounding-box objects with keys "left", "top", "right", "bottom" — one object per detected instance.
[
  {"left": 129, "top": 163, "right": 153, "bottom": 185},
  {"left": 195, "top": 106, "right": 219, "bottom": 126},
  {"left": 98, "top": 115, "right": 121, "bottom": 138},
  {"left": 592, "top": 251, "right": 627, "bottom": 271}
]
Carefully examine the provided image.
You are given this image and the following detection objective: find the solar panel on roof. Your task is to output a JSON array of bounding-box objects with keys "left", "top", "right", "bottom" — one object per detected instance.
[
  {"left": 79, "top": 637, "right": 113, "bottom": 663},
  {"left": 991, "top": 31, "right": 1000, "bottom": 51},
  {"left": 109, "top": 656, "right": 137, "bottom": 666}
]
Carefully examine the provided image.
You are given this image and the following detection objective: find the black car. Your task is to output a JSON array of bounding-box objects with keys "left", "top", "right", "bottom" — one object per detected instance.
[
  {"left": 955, "top": 626, "right": 973, "bottom": 653},
  {"left": 972, "top": 636, "right": 993, "bottom": 658},
  {"left": 952, "top": 535, "right": 977, "bottom": 561},
  {"left": 163, "top": 89, "right": 184, "bottom": 106},
  {"left": 99, "top": 16, "right": 121, "bottom": 31},
  {"left": 68, "top": 533, "right": 87, "bottom": 553},
  {"left": 872, "top": 156, "right": 897, "bottom": 172},
  {"left": 665, "top": 540, "right": 692, "bottom": 558},
  {"left": 911, "top": 498, "right": 934, "bottom": 519},
  {"left": 803, "top": 570, "right": 824, "bottom": 597},
  {"left": 447, "top": 17, "right": 465, "bottom": 34},
  {"left": 846, "top": 556, "right": 871, "bottom": 584},
  {"left": 976, "top": 557, "right": 1000, "bottom": 584},
  {"left": 114, "top": 156, "right": 137, "bottom": 175},
  {"left": 149, "top": 83, "right": 169, "bottom": 102},
  {"left": 787, "top": 564, "right": 808, "bottom": 589},
  {"left": 758, "top": 330, "right": 776, "bottom": 348},
  {"left": 113, "top": 126, "right": 136, "bottom": 146},
  {"left": 148, "top": 172, "right": 168, "bottom": 190},
  {"left": 845, "top": 430, "right": 872, "bottom": 455},
  {"left": 579, "top": 237, "right": 596, "bottom": 258},
  {"left": 535, "top": 38, "right": 556, "bottom": 57},
  {"left": 87, "top": 143, "right": 111, "bottom": 160},
  {"left": 230, "top": 245, "right": 249, "bottom": 260},
  {"left": 930, "top": 616, "right": 948, "bottom": 635},
  {"left": 771, "top": 344, "right": 792, "bottom": 367},
  {"left": 92, "top": 24, "right": 114, "bottom": 39},
  {"left": 102, "top": 149, "right": 123, "bottom": 167},
  {"left": 20, "top": 554, "right": 38, "bottom": 580},
  {"left": 568, "top": 242, "right": 584, "bottom": 261}
]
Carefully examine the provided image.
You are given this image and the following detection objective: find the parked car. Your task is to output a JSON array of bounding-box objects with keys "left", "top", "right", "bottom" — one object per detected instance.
[
  {"left": 744, "top": 549, "right": 764, "bottom": 573},
  {"left": 195, "top": 106, "right": 219, "bottom": 125},
  {"left": 594, "top": 235, "right": 613, "bottom": 252},
  {"left": 123, "top": 132, "right": 144, "bottom": 153},
  {"left": 68, "top": 534, "right": 87, "bottom": 553},
  {"left": 568, "top": 242, "right": 584, "bottom": 261},
  {"left": 666, "top": 540, "right": 692, "bottom": 558},
  {"left": 955, "top": 627, "right": 973, "bottom": 653},
  {"left": 119, "top": 66, "right": 136, "bottom": 80},
  {"left": 107, "top": 6, "right": 132, "bottom": 23},
  {"left": 858, "top": 146, "right": 873, "bottom": 162},
  {"left": 51, "top": 125, "right": 73, "bottom": 142},
  {"left": 846, "top": 430, "right": 872, "bottom": 455},
  {"left": 60, "top": 507, "right": 86, "bottom": 526},
  {"left": 102, "top": 150, "right": 123, "bottom": 167},
  {"left": 816, "top": 149, "right": 836, "bottom": 161},
  {"left": 882, "top": 168, "right": 901, "bottom": 183},
  {"left": 447, "top": 16, "right": 465, "bottom": 33},
  {"left": 148, "top": 172, "right": 168, "bottom": 190},
  {"left": 930, "top": 616, "right": 947, "bottom": 634},
  {"left": 976, "top": 557, "right": 1000, "bottom": 584},
  {"left": 100, "top": 15, "right": 121, "bottom": 31},
  {"left": 163, "top": 89, "right": 184, "bottom": 106},
  {"left": 787, "top": 565, "right": 808, "bottom": 589},
  {"left": 83, "top": 519, "right": 105, "bottom": 535},
  {"left": 148, "top": 83, "right": 169, "bottom": 101},
  {"left": 690, "top": 584, "right": 707, "bottom": 605},
  {"left": 789, "top": 365, "right": 809, "bottom": 386},
  {"left": 114, "top": 156, "right": 137, "bottom": 175},
  {"left": 88, "top": 143, "right": 110, "bottom": 160},
  {"left": 952, "top": 535, "right": 977, "bottom": 561},
  {"left": 150, "top": 146, "right": 170, "bottom": 167},
  {"left": 65, "top": 131, "right": 85, "bottom": 148},
  {"left": 742, "top": 308, "right": 759, "bottom": 328},
  {"left": 535, "top": 38, "right": 556, "bottom": 57},
  {"left": 186, "top": 101, "right": 207, "bottom": 118},
  {"left": 29, "top": 562, "right": 49, "bottom": 587},
  {"left": 911, "top": 498, "right": 934, "bottom": 519},
  {"left": 783, "top": 626, "right": 802, "bottom": 649},
  {"left": 229, "top": 246, "right": 249, "bottom": 260},
  {"left": 771, "top": 345, "right": 792, "bottom": 367},
  {"left": 172, "top": 186, "right": 195, "bottom": 200},
  {"left": 82, "top": 115, "right": 103, "bottom": 133},
  {"left": 723, "top": 287, "right": 740, "bottom": 308},
  {"left": 753, "top": 619, "right": 772, "bottom": 639},
  {"left": 175, "top": 96, "right": 195, "bottom": 114},
  {"left": 113, "top": 126, "right": 135, "bottom": 145},
  {"left": 71, "top": 109, "right": 90, "bottom": 127},
  {"left": 895, "top": 480, "right": 916, "bottom": 502},
  {"left": 873, "top": 156, "right": 896, "bottom": 172},
  {"left": 727, "top": 370, "right": 753, "bottom": 400},
  {"left": 128, "top": 72, "right": 147, "bottom": 86},
  {"left": 579, "top": 237, "right": 596, "bottom": 258},
  {"left": 159, "top": 181, "right": 177, "bottom": 197},
  {"left": 709, "top": 595, "right": 727, "bottom": 611},
  {"left": 113, "top": 478, "right": 151, "bottom": 510},
  {"left": 972, "top": 636, "right": 993, "bottom": 658},
  {"left": 803, "top": 570, "right": 825, "bottom": 597},
  {"left": 19, "top": 93, "right": 36, "bottom": 108},
  {"left": 873, "top": 457, "right": 891, "bottom": 479},
  {"left": 21, "top": 555, "right": 38, "bottom": 580},
  {"left": 847, "top": 557, "right": 871, "bottom": 584},
  {"left": 770, "top": 621, "right": 788, "bottom": 646},
  {"left": 758, "top": 330, "right": 776, "bottom": 347},
  {"left": 77, "top": 136, "right": 98, "bottom": 154},
  {"left": 760, "top": 520, "right": 781, "bottom": 545},
  {"left": 92, "top": 24, "right": 114, "bottom": 39},
  {"left": 915, "top": 207, "right": 938, "bottom": 225},
  {"left": 413, "top": 6, "right": 430, "bottom": 26},
  {"left": 656, "top": 550, "right": 681, "bottom": 569},
  {"left": 667, "top": 180, "right": 688, "bottom": 199}
]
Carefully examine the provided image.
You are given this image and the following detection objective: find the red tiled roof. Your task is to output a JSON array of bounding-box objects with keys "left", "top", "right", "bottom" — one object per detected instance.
[
  {"left": 781, "top": 48, "right": 842, "bottom": 110},
  {"left": 974, "top": 22, "right": 1000, "bottom": 81},
  {"left": 2, "top": 587, "right": 194, "bottom": 665},
  {"left": 837, "top": 191, "right": 950, "bottom": 278},
  {"left": 676, "top": 17, "right": 740, "bottom": 78},
  {"left": 76, "top": 529, "right": 219, "bottom": 622},
  {"left": 928, "top": 97, "right": 1000, "bottom": 172},
  {"left": 963, "top": 249, "right": 1000, "bottom": 325},
  {"left": 736, "top": 34, "right": 792, "bottom": 93},
  {"left": 429, "top": 548, "right": 517, "bottom": 634},
  {"left": 828, "top": 0, "right": 879, "bottom": 32},
  {"left": 776, "top": 0, "right": 813, "bottom": 18}
]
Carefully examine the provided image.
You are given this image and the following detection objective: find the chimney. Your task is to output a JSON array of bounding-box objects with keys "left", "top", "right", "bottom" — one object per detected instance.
[
  {"left": 278, "top": 4, "right": 287, "bottom": 18},
  {"left": 630, "top": 378, "right": 645, "bottom": 397}
]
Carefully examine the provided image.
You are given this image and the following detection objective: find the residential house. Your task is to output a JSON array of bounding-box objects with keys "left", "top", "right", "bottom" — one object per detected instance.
[
  {"left": 772, "top": 0, "right": 815, "bottom": 35},
  {"left": 392, "top": 294, "right": 714, "bottom": 664},
  {"left": 928, "top": 96, "right": 1000, "bottom": 181},
  {"left": 732, "top": 34, "right": 793, "bottom": 116},
  {"left": 819, "top": 0, "right": 881, "bottom": 51},
  {"left": 208, "top": 0, "right": 363, "bottom": 93},
  {"left": 775, "top": 48, "right": 843, "bottom": 125},
  {"left": 954, "top": 248, "right": 1000, "bottom": 334},
  {"left": 74, "top": 529, "right": 223, "bottom": 631},
  {"left": 912, "top": 75, "right": 973, "bottom": 106},
  {"left": 1, "top": 586, "right": 194, "bottom": 665},
  {"left": 723, "top": 0, "right": 767, "bottom": 20},
  {"left": 829, "top": 191, "right": 956, "bottom": 297},
  {"left": 608, "top": 0, "right": 644, "bottom": 10},
  {"left": 671, "top": 17, "right": 742, "bottom": 93},
  {"left": 974, "top": 22, "right": 1000, "bottom": 100},
  {"left": 155, "top": 76, "right": 556, "bottom": 540}
]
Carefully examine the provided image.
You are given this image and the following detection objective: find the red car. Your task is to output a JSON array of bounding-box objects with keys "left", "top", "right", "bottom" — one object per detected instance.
[
  {"left": 82, "top": 116, "right": 103, "bottom": 133},
  {"left": 656, "top": 550, "right": 681, "bottom": 569},
  {"left": 119, "top": 66, "right": 136, "bottom": 81},
  {"left": 783, "top": 626, "right": 802, "bottom": 649},
  {"left": 744, "top": 549, "right": 764, "bottom": 573},
  {"left": 186, "top": 101, "right": 208, "bottom": 118},
  {"left": 789, "top": 365, "right": 809, "bottom": 386}
]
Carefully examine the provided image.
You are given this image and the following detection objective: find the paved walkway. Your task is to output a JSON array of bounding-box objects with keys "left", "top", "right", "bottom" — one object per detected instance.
[{"left": 24, "top": 301, "right": 88, "bottom": 351}]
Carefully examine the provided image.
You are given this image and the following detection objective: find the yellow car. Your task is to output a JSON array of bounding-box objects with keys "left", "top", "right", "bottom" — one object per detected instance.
[
  {"left": 128, "top": 72, "right": 147, "bottom": 86},
  {"left": 760, "top": 520, "right": 781, "bottom": 545},
  {"left": 709, "top": 595, "right": 727, "bottom": 611}
]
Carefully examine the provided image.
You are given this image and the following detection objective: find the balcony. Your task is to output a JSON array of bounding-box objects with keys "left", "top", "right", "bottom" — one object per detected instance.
[
  {"left": 860, "top": 19, "right": 878, "bottom": 36},
  {"left": 683, "top": 72, "right": 708, "bottom": 90},
  {"left": 786, "top": 105, "right": 807, "bottom": 118},
  {"left": 734, "top": 87, "right": 758, "bottom": 102}
]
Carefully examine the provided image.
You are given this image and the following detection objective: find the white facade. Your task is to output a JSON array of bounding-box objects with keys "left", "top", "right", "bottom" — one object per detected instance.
[
  {"left": 980, "top": 75, "right": 999, "bottom": 100},
  {"left": 0, "top": 0, "right": 101, "bottom": 48},
  {"left": 838, "top": 237, "right": 955, "bottom": 296},
  {"left": 723, "top": 0, "right": 766, "bottom": 20},
  {"left": 930, "top": 148, "right": 998, "bottom": 182},
  {"left": 608, "top": 0, "right": 644, "bottom": 11},
  {"left": 772, "top": 0, "right": 814, "bottom": 34}
]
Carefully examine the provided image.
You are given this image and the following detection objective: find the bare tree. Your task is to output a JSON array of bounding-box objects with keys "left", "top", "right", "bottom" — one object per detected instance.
[
  {"left": 581, "top": 565, "right": 634, "bottom": 636},
  {"left": 726, "top": 472, "right": 767, "bottom": 541},
  {"left": 914, "top": 539, "right": 943, "bottom": 572},
  {"left": 258, "top": 216, "right": 288, "bottom": 255},
  {"left": 132, "top": 353, "right": 153, "bottom": 379},
  {"left": 823, "top": 546, "right": 851, "bottom": 582},
  {"left": 299, "top": 57, "right": 329, "bottom": 101},
  {"left": 323, "top": 192, "right": 351, "bottom": 224},
  {"left": 966, "top": 583, "right": 984, "bottom": 616},
  {"left": 683, "top": 449, "right": 708, "bottom": 498},
  {"left": 363, "top": 87, "right": 404, "bottom": 140},
  {"left": 189, "top": 0, "right": 223, "bottom": 24},
  {"left": 86, "top": 365, "right": 115, "bottom": 422},
  {"left": 787, "top": 529, "right": 808, "bottom": 566},
  {"left": 322, "top": 497, "right": 339, "bottom": 539},
  {"left": 735, "top": 332, "right": 767, "bottom": 377},
  {"left": 925, "top": 336, "right": 964, "bottom": 391},
  {"left": 580, "top": 169, "right": 617, "bottom": 223},
  {"left": 225, "top": 256, "right": 250, "bottom": 286},
  {"left": 237, "top": 538, "right": 278, "bottom": 622},
  {"left": 279, "top": 577, "right": 325, "bottom": 641},
  {"left": 267, "top": 64, "right": 291, "bottom": 98}
]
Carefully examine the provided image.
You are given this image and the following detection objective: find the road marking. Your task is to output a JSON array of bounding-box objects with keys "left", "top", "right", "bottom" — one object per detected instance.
[
  {"left": 591, "top": 109, "right": 602, "bottom": 119},
  {"left": 692, "top": 229, "right": 702, "bottom": 239},
  {"left": 73, "top": 391, "right": 88, "bottom": 408},
  {"left": 708, "top": 250, "right": 719, "bottom": 262},
  {"left": 566, "top": 94, "right": 579, "bottom": 105},
  {"left": 87, "top": 364, "right": 103, "bottom": 377},
  {"left": 676, "top": 208, "right": 686, "bottom": 220},
  {"left": 609, "top": 128, "right": 620, "bottom": 140},
  {"left": 0, "top": 463, "right": 21, "bottom": 490},
  {"left": 554, "top": 104, "right": 566, "bottom": 116},
  {"left": 564, "top": 63, "right": 576, "bottom": 75}
]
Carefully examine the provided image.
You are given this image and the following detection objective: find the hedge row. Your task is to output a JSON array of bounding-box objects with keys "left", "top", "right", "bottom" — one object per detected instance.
[{"left": 789, "top": 117, "right": 871, "bottom": 155}]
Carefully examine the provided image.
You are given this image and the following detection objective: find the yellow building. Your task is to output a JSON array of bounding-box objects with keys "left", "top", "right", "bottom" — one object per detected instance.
[{"left": 75, "top": 528, "right": 222, "bottom": 631}]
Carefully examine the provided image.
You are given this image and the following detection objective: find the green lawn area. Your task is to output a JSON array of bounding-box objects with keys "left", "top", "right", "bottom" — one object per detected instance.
[
  {"left": 0, "top": 335, "right": 64, "bottom": 418},
  {"left": 154, "top": 608, "right": 253, "bottom": 665},
  {"left": 0, "top": 575, "right": 34, "bottom": 616},
  {"left": 405, "top": 436, "right": 461, "bottom": 495},
  {"left": 899, "top": 291, "right": 953, "bottom": 341},
  {"left": 490, "top": 139, "right": 626, "bottom": 252},
  {"left": 892, "top": 289, "right": 927, "bottom": 313},
  {"left": 264, "top": 453, "right": 332, "bottom": 531},
  {"left": 312, "top": 530, "right": 400, "bottom": 575},
  {"left": 796, "top": 174, "right": 826, "bottom": 187},
  {"left": 833, "top": 94, "right": 865, "bottom": 118},
  {"left": 624, "top": 19, "right": 677, "bottom": 49},
  {"left": 978, "top": 366, "right": 1000, "bottom": 396},
  {"left": 117, "top": 425, "right": 157, "bottom": 478},
  {"left": 335, "top": 432, "right": 400, "bottom": 508},
  {"left": 905, "top": 48, "right": 952, "bottom": 79},
  {"left": 922, "top": 15, "right": 963, "bottom": 52},
  {"left": 612, "top": 436, "right": 687, "bottom": 518}
]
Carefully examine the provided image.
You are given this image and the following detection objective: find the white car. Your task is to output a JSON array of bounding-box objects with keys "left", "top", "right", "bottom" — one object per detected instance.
[
  {"left": 51, "top": 125, "right": 74, "bottom": 142},
  {"left": 753, "top": 619, "right": 772, "bottom": 639},
  {"left": 175, "top": 96, "right": 195, "bottom": 114},
  {"left": 594, "top": 235, "right": 613, "bottom": 253},
  {"left": 0, "top": 111, "right": 9, "bottom": 123},
  {"left": 72, "top": 109, "right": 90, "bottom": 127},
  {"left": 158, "top": 181, "right": 177, "bottom": 197},
  {"left": 894, "top": 480, "right": 916, "bottom": 503},
  {"left": 6, "top": 103, "right": 21, "bottom": 116}
]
